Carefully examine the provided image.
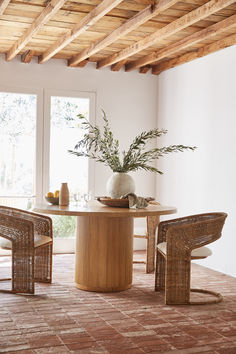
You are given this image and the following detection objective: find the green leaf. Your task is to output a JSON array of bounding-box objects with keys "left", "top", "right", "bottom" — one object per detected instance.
[{"left": 68, "top": 110, "right": 196, "bottom": 174}]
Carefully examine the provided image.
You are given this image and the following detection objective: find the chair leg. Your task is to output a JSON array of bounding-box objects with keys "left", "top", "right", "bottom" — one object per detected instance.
[
  {"left": 189, "top": 289, "right": 223, "bottom": 305},
  {"left": 155, "top": 251, "right": 166, "bottom": 291},
  {"left": 34, "top": 243, "right": 52, "bottom": 283},
  {"left": 146, "top": 216, "right": 159, "bottom": 273},
  {"left": 12, "top": 249, "right": 35, "bottom": 294},
  {"left": 165, "top": 258, "right": 191, "bottom": 305}
]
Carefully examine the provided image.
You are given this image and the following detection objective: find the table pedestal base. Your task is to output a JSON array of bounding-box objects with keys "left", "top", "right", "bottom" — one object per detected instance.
[{"left": 75, "top": 215, "right": 133, "bottom": 292}]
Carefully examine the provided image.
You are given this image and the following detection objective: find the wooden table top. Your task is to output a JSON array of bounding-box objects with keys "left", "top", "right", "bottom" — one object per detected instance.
[{"left": 33, "top": 201, "right": 177, "bottom": 218}]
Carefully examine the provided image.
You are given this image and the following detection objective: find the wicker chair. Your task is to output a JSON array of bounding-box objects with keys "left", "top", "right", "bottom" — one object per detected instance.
[
  {"left": 155, "top": 212, "right": 227, "bottom": 305},
  {"left": 0, "top": 206, "right": 53, "bottom": 294},
  {"left": 133, "top": 201, "right": 160, "bottom": 273}
]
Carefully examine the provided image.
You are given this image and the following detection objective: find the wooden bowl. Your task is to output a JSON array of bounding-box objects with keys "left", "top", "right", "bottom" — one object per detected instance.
[
  {"left": 45, "top": 196, "right": 59, "bottom": 205},
  {"left": 96, "top": 197, "right": 129, "bottom": 208}
]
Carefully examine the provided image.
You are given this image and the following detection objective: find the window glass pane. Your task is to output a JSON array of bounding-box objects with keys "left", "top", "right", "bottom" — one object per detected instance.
[
  {"left": 50, "top": 96, "right": 89, "bottom": 195},
  {"left": 0, "top": 92, "right": 36, "bottom": 209},
  {"left": 51, "top": 215, "right": 76, "bottom": 239},
  {"left": 49, "top": 96, "right": 90, "bottom": 239}
]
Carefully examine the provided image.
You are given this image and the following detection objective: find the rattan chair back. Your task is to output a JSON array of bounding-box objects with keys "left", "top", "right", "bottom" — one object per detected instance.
[{"left": 155, "top": 212, "right": 227, "bottom": 305}]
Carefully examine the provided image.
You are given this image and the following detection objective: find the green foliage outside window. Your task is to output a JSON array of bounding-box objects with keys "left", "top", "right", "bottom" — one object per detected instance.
[{"left": 51, "top": 215, "right": 76, "bottom": 238}]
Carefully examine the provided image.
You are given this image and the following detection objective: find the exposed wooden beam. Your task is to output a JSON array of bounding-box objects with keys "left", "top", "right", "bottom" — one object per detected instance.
[
  {"left": 97, "top": 0, "right": 236, "bottom": 70},
  {"left": 139, "top": 65, "right": 151, "bottom": 74},
  {"left": 68, "top": 0, "right": 179, "bottom": 67},
  {"left": 111, "top": 59, "right": 127, "bottom": 71},
  {"left": 126, "top": 13, "right": 236, "bottom": 71},
  {"left": 75, "top": 60, "right": 88, "bottom": 68},
  {"left": 39, "top": 0, "right": 123, "bottom": 64},
  {"left": 21, "top": 50, "right": 35, "bottom": 63},
  {"left": 152, "top": 33, "right": 236, "bottom": 75},
  {"left": 6, "top": 0, "right": 66, "bottom": 61},
  {"left": 0, "top": 0, "right": 11, "bottom": 16}
]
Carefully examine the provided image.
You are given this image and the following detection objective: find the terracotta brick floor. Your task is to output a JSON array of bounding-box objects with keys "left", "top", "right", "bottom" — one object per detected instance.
[{"left": 0, "top": 252, "right": 236, "bottom": 353}]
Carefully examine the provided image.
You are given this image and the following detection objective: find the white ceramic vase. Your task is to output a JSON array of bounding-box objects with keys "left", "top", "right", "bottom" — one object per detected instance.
[{"left": 106, "top": 172, "right": 135, "bottom": 198}]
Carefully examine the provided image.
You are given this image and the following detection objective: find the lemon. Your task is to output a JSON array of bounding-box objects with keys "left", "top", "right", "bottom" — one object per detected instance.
[
  {"left": 46, "top": 192, "right": 54, "bottom": 198},
  {"left": 54, "top": 190, "right": 59, "bottom": 198}
]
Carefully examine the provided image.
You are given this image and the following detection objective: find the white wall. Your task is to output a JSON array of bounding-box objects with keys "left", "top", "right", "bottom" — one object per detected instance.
[
  {"left": 0, "top": 55, "right": 158, "bottom": 249},
  {"left": 156, "top": 45, "right": 236, "bottom": 277},
  {"left": 0, "top": 55, "right": 157, "bottom": 197}
]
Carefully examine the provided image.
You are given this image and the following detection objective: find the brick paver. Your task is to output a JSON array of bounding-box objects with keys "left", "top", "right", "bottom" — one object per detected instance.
[{"left": 0, "top": 252, "right": 235, "bottom": 353}]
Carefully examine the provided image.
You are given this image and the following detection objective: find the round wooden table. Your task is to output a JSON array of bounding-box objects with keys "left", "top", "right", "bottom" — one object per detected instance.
[{"left": 33, "top": 202, "right": 176, "bottom": 292}]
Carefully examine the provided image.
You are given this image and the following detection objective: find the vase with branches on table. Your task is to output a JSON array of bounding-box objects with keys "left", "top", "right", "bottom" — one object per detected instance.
[{"left": 68, "top": 110, "right": 196, "bottom": 199}]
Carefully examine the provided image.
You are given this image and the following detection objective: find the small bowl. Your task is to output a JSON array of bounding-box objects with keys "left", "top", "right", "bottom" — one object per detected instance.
[{"left": 45, "top": 196, "right": 59, "bottom": 205}]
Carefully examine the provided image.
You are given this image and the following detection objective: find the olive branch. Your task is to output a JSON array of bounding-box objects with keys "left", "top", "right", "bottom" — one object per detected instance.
[{"left": 68, "top": 110, "right": 196, "bottom": 174}]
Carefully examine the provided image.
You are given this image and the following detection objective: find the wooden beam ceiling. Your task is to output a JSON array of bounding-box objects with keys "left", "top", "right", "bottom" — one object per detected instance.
[
  {"left": 75, "top": 60, "right": 88, "bottom": 68},
  {"left": 152, "top": 32, "right": 236, "bottom": 75},
  {"left": 39, "top": 0, "right": 123, "bottom": 64},
  {"left": 6, "top": 0, "right": 67, "bottom": 61},
  {"left": 0, "top": 0, "right": 11, "bottom": 16},
  {"left": 139, "top": 65, "right": 151, "bottom": 74},
  {"left": 21, "top": 50, "right": 35, "bottom": 64},
  {"left": 68, "top": 0, "right": 179, "bottom": 67},
  {"left": 0, "top": 0, "right": 235, "bottom": 76},
  {"left": 96, "top": 0, "right": 236, "bottom": 70},
  {"left": 125, "top": 13, "right": 236, "bottom": 72},
  {"left": 111, "top": 59, "right": 127, "bottom": 71}
]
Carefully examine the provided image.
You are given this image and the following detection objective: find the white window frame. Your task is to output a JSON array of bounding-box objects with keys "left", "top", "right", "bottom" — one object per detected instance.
[{"left": 43, "top": 89, "right": 96, "bottom": 202}]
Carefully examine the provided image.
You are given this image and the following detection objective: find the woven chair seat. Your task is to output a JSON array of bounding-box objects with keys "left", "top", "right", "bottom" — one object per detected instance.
[
  {"left": 157, "top": 242, "right": 212, "bottom": 258},
  {"left": 0, "top": 234, "right": 52, "bottom": 250}
]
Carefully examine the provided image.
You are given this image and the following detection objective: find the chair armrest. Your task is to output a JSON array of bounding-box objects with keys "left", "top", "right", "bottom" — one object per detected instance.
[
  {"left": 0, "top": 214, "right": 34, "bottom": 247},
  {"left": 166, "top": 213, "right": 227, "bottom": 257},
  {"left": 157, "top": 215, "right": 196, "bottom": 244},
  {"left": 25, "top": 210, "right": 53, "bottom": 239},
  {"left": 0, "top": 207, "right": 52, "bottom": 239},
  {"left": 157, "top": 212, "right": 227, "bottom": 245}
]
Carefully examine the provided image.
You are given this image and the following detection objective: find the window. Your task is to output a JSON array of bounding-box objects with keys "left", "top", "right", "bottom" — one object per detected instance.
[
  {"left": 0, "top": 89, "right": 43, "bottom": 208},
  {"left": 0, "top": 87, "right": 95, "bottom": 252},
  {"left": 43, "top": 90, "right": 95, "bottom": 244}
]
